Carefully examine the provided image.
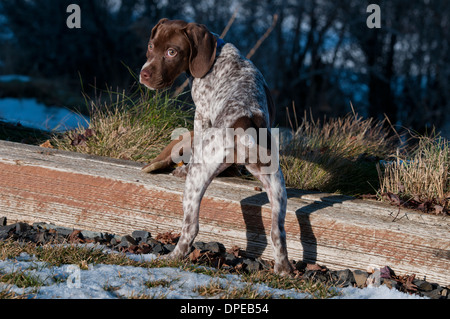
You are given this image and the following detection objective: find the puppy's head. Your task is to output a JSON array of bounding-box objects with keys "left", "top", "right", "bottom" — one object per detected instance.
[{"left": 140, "top": 19, "right": 217, "bottom": 90}]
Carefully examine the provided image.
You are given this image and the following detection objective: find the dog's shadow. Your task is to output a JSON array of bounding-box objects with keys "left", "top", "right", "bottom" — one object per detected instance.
[{"left": 240, "top": 189, "right": 351, "bottom": 264}]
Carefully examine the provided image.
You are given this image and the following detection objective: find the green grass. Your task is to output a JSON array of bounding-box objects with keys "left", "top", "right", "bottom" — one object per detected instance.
[
  {"left": 240, "top": 271, "right": 340, "bottom": 299},
  {"left": 0, "top": 240, "right": 143, "bottom": 268},
  {"left": 0, "top": 266, "right": 44, "bottom": 298},
  {"left": 0, "top": 270, "right": 43, "bottom": 288},
  {"left": 193, "top": 280, "right": 276, "bottom": 299},
  {"left": 191, "top": 271, "right": 340, "bottom": 299}
]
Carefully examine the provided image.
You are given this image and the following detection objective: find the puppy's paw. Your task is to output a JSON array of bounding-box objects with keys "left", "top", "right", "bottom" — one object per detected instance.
[
  {"left": 171, "top": 165, "right": 189, "bottom": 178},
  {"left": 274, "top": 260, "right": 295, "bottom": 277},
  {"left": 160, "top": 250, "right": 184, "bottom": 261},
  {"left": 142, "top": 161, "right": 168, "bottom": 174}
]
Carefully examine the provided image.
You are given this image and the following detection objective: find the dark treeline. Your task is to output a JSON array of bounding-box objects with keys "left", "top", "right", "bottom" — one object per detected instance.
[{"left": 0, "top": 0, "right": 449, "bottom": 134}]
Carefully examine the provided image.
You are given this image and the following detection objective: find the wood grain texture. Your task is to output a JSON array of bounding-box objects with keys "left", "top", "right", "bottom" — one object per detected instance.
[{"left": 0, "top": 140, "right": 449, "bottom": 285}]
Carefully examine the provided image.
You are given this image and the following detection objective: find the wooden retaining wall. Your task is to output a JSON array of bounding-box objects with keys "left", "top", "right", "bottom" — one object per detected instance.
[{"left": 0, "top": 140, "right": 448, "bottom": 285}]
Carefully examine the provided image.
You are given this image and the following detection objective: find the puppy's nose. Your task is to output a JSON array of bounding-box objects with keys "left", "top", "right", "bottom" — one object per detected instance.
[{"left": 140, "top": 69, "right": 151, "bottom": 80}]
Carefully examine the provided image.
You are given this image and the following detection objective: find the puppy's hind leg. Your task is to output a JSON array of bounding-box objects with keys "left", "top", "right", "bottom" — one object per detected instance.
[{"left": 245, "top": 163, "right": 293, "bottom": 276}]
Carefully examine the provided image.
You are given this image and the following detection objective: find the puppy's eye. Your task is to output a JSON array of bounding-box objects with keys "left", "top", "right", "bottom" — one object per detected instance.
[
  {"left": 166, "top": 48, "right": 178, "bottom": 58},
  {"left": 148, "top": 43, "right": 154, "bottom": 51}
]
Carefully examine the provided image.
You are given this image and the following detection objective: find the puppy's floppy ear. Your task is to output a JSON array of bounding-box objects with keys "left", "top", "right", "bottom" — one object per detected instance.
[
  {"left": 183, "top": 23, "right": 217, "bottom": 78},
  {"left": 151, "top": 18, "right": 169, "bottom": 39}
]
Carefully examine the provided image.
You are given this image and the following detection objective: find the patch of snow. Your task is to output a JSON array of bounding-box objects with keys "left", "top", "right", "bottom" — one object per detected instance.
[
  {"left": 336, "top": 285, "right": 427, "bottom": 299},
  {"left": 0, "top": 251, "right": 427, "bottom": 299}
]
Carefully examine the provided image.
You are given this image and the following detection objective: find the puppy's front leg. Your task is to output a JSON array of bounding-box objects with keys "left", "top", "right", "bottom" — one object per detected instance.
[
  {"left": 166, "top": 127, "right": 231, "bottom": 260},
  {"left": 167, "top": 161, "right": 231, "bottom": 260},
  {"left": 142, "top": 131, "right": 194, "bottom": 174}
]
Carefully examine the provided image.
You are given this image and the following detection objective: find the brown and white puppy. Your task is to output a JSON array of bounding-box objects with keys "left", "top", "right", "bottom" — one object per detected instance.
[{"left": 140, "top": 19, "right": 292, "bottom": 275}]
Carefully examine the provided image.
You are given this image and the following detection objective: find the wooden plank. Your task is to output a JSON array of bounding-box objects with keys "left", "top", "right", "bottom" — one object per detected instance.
[{"left": 0, "top": 140, "right": 449, "bottom": 285}]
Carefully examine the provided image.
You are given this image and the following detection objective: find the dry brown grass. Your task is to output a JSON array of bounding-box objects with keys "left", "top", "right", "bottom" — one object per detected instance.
[
  {"left": 378, "top": 134, "right": 450, "bottom": 209},
  {"left": 52, "top": 86, "right": 193, "bottom": 163},
  {"left": 281, "top": 110, "right": 398, "bottom": 195}
]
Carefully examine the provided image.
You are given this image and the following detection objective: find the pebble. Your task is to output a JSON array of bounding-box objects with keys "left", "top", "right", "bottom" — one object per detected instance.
[
  {"left": 119, "top": 235, "right": 137, "bottom": 247},
  {"left": 146, "top": 237, "right": 160, "bottom": 247},
  {"left": 303, "top": 270, "right": 330, "bottom": 283},
  {"left": 352, "top": 269, "right": 369, "bottom": 288},
  {"left": 243, "top": 258, "right": 261, "bottom": 272},
  {"left": 225, "top": 253, "right": 242, "bottom": 267},
  {"left": 334, "top": 269, "right": 355, "bottom": 287},
  {"left": 381, "top": 278, "right": 400, "bottom": 290},
  {"left": 132, "top": 230, "right": 151, "bottom": 243},
  {"left": 193, "top": 241, "right": 206, "bottom": 251},
  {"left": 413, "top": 279, "right": 433, "bottom": 291},
  {"left": 151, "top": 243, "right": 166, "bottom": 255},
  {"left": 204, "top": 242, "right": 225, "bottom": 254},
  {"left": 81, "top": 230, "right": 105, "bottom": 241},
  {"left": 164, "top": 244, "right": 176, "bottom": 253}
]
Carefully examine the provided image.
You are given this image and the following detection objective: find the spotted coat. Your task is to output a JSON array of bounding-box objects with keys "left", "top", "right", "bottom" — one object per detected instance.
[{"left": 140, "top": 20, "right": 293, "bottom": 275}]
